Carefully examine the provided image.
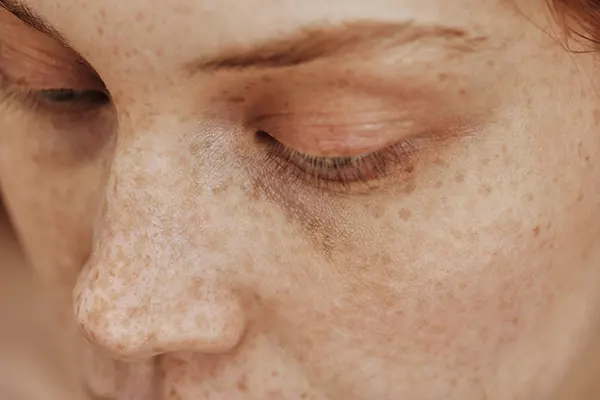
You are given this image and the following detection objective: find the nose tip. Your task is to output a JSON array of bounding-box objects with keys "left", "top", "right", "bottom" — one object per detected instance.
[{"left": 74, "top": 268, "right": 247, "bottom": 360}]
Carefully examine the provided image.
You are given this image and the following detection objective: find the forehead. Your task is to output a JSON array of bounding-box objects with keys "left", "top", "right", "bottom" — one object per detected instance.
[{"left": 17, "top": 0, "right": 510, "bottom": 75}]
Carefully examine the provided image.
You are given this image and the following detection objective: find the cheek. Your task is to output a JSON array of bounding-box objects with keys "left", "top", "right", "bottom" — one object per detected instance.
[
  {"left": 0, "top": 113, "right": 111, "bottom": 293},
  {"left": 266, "top": 159, "right": 598, "bottom": 395}
]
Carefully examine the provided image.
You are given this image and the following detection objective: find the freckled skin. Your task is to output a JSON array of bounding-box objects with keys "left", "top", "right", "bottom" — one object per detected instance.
[{"left": 1, "top": 0, "right": 600, "bottom": 399}]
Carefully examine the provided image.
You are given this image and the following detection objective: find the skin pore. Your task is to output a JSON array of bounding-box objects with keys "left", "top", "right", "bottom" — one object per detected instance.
[{"left": 0, "top": 0, "right": 600, "bottom": 399}]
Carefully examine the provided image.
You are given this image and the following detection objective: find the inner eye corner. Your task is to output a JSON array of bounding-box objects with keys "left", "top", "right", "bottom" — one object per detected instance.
[{"left": 254, "top": 129, "right": 274, "bottom": 144}]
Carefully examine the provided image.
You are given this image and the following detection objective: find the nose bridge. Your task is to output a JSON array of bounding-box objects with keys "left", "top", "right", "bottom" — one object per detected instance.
[{"left": 74, "top": 128, "right": 247, "bottom": 360}]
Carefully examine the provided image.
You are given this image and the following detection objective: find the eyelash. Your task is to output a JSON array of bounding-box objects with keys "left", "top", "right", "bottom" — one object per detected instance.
[
  {"left": 256, "top": 130, "right": 420, "bottom": 191},
  {"left": 0, "top": 70, "right": 110, "bottom": 115}
]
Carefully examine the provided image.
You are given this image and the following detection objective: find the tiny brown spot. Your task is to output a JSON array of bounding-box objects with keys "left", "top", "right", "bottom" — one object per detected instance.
[
  {"left": 478, "top": 185, "right": 492, "bottom": 196},
  {"left": 397, "top": 208, "right": 412, "bottom": 221},
  {"left": 533, "top": 226, "right": 541, "bottom": 236},
  {"left": 172, "top": 4, "right": 194, "bottom": 14},
  {"left": 236, "top": 374, "right": 248, "bottom": 392},
  {"left": 228, "top": 96, "right": 246, "bottom": 104},
  {"left": 525, "top": 193, "right": 534, "bottom": 202},
  {"left": 372, "top": 203, "right": 386, "bottom": 219}
]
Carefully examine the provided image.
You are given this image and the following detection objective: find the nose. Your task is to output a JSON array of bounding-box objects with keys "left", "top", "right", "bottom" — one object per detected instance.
[{"left": 73, "top": 134, "right": 247, "bottom": 360}]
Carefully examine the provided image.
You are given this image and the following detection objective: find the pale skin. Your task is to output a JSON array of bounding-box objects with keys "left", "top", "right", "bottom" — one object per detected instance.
[{"left": 0, "top": 0, "right": 600, "bottom": 398}]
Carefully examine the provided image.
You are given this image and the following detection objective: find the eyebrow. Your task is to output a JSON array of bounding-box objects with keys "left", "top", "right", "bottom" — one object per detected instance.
[
  {"left": 191, "top": 21, "right": 489, "bottom": 73},
  {"left": 0, "top": 0, "right": 69, "bottom": 46},
  {"left": 0, "top": 0, "right": 489, "bottom": 74}
]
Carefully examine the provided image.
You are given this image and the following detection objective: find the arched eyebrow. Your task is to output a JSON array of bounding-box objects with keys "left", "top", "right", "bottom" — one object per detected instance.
[
  {"left": 189, "top": 21, "right": 490, "bottom": 73},
  {"left": 0, "top": 0, "right": 69, "bottom": 47},
  {"left": 1, "top": 0, "right": 490, "bottom": 74}
]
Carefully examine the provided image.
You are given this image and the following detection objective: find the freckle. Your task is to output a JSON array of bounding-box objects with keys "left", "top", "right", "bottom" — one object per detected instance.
[
  {"left": 454, "top": 173, "right": 465, "bottom": 183},
  {"left": 146, "top": 24, "right": 155, "bottom": 33},
  {"left": 378, "top": 252, "right": 392, "bottom": 265},
  {"left": 271, "top": 370, "right": 279, "bottom": 377},
  {"left": 577, "top": 193, "right": 584, "bottom": 202},
  {"left": 458, "top": 88, "right": 467, "bottom": 96},
  {"left": 228, "top": 96, "right": 246, "bottom": 104},
  {"left": 135, "top": 12, "right": 145, "bottom": 21},
  {"left": 333, "top": 78, "right": 351, "bottom": 87},
  {"left": 526, "top": 193, "right": 534, "bottom": 202},
  {"left": 478, "top": 185, "right": 492, "bottom": 196},
  {"left": 372, "top": 204, "right": 386, "bottom": 219},
  {"left": 398, "top": 209, "right": 412, "bottom": 221},
  {"left": 97, "top": 26, "right": 104, "bottom": 35},
  {"left": 486, "top": 59, "right": 495, "bottom": 67},
  {"left": 301, "top": 393, "right": 308, "bottom": 399},
  {"left": 533, "top": 226, "right": 541, "bottom": 236},
  {"left": 261, "top": 76, "right": 273, "bottom": 83},
  {"left": 236, "top": 374, "right": 248, "bottom": 392},
  {"left": 437, "top": 73, "right": 448, "bottom": 81},
  {"left": 173, "top": 4, "right": 194, "bottom": 14},
  {"left": 187, "top": 277, "right": 204, "bottom": 297}
]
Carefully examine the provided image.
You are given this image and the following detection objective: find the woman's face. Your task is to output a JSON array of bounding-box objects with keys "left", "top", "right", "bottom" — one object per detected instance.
[{"left": 1, "top": 0, "right": 600, "bottom": 398}]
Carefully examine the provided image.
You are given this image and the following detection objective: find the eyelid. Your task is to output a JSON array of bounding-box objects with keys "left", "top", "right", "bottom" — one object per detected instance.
[
  {"left": 254, "top": 110, "right": 418, "bottom": 157},
  {"left": 0, "top": 68, "right": 110, "bottom": 117}
]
